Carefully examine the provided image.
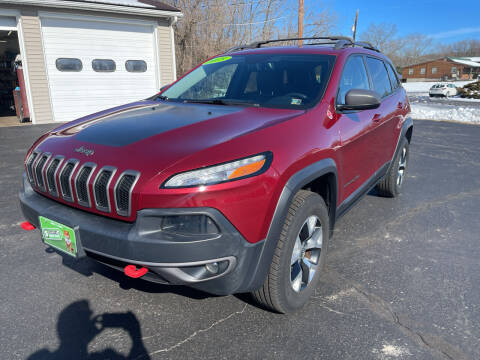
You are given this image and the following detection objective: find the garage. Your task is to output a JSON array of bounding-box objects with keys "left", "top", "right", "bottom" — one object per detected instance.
[
  {"left": 0, "top": 0, "right": 182, "bottom": 124},
  {"left": 41, "top": 15, "right": 159, "bottom": 122}
]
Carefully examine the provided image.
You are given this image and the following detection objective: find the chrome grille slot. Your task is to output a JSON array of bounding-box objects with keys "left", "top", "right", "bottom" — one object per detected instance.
[
  {"left": 93, "top": 166, "right": 116, "bottom": 212},
  {"left": 46, "top": 157, "right": 63, "bottom": 197},
  {"left": 26, "top": 151, "right": 39, "bottom": 184},
  {"left": 75, "top": 163, "right": 96, "bottom": 207},
  {"left": 59, "top": 160, "right": 78, "bottom": 202},
  {"left": 34, "top": 153, "right": 50, "bottom": 191},
  {"left": 114, "top": 171, "right": 140, "bottom": 217}
]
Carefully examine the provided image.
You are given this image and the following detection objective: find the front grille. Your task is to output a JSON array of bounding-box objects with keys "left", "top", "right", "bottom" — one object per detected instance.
[
  {"left": 115, "top": 171, "right": 139, "bottom": 217},
  {"left": 59, "top": 162, "right": 76, "bottom": 201},
  {"left": 34, "top": 154, "right": 49, "bottom": 191},
  {"left": 75, "top": 164, "right": 95, "bottom": 207},
  {"left": 27, "top": 150, "right": 140, "bottom": 218},
  {"left": 46, "top": 158, "right": 62, "bottom": 196},
  {"left": 94, "top": 167, "right": 115, "bottom": 212},
  {"left": 26, "top": 151, "right": 38, "bottom": 184}
]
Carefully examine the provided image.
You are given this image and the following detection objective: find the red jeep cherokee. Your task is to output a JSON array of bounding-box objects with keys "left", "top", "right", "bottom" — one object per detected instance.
[{"left": 19, "top": 37, "right": 412, "bottom": 313}]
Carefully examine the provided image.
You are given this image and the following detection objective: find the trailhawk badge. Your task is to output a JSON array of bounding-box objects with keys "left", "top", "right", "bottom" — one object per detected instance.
[{"left": 74, "top": 146, "right": 94, "bottom": 156}]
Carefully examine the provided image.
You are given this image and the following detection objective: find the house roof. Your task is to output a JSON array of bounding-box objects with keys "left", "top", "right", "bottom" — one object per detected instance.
[
  {"left": 403, "top": 56, "right": 480, "bottom": 69},
  {"left": 72, "top": 0, "right": 180, "bottom": 12},
  {"left": 448, "top": 57, "right": 480, "bottom": 67},
  {"left": 0, "top": 0, "right": 182, "bottom": 17}
]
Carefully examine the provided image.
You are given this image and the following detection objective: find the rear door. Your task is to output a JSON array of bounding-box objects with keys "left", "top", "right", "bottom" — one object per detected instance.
[
  {"left": 41, "top": 15, "right": 159, "bottom": 122},
  {"left": 364, "top": 56, "right": 397, "bottom": 169}
]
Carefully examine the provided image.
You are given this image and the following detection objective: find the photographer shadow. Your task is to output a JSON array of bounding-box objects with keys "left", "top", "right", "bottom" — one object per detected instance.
[{"left": 27, "top": 299, "right": 150, "bottom": 360}]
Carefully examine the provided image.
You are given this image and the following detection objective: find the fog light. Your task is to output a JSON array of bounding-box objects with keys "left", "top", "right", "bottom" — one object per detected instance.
[{"left": 205, "top": 262, "right": 219, "bottom": 274}]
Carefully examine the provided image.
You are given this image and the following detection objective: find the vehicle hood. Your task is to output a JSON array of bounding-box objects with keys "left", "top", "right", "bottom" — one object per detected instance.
[{"left": 35, "top": 100, "right": 304, "bottom": 176}]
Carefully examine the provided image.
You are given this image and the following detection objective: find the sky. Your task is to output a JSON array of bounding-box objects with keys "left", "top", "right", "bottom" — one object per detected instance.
[{"left": 324, "top": 0, "right": 480, "bottom": 44}]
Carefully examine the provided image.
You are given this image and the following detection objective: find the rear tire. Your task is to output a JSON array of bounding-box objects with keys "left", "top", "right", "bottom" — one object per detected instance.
[
  {"left": 251, "top": 190, "right": 329, "bottom": 313},
  {"left": 376, "top": 137, "right": 409, "bottom": 197}
]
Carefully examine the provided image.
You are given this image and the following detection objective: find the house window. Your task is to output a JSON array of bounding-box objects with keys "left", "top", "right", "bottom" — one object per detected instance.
[
  {"left": 408, "top": 68, "right": 414, "bottom": 75},
  {"left": 56, "top": 58, "right": 82, "bottom": 72},
  {"left": 420, "top": 68, "right": 426, "bottom": 75},
  {"left": 451, "top": 66, "right": 457, "bottom": 74},
  {"left": 125, "top": 60, "right": 147, "bottom": 73},
  {"left": 92, "top": 59, "right": 116, "bottom": 72},
  {"left": 432, "top": 67, "right": 437, "bottom": 74}
]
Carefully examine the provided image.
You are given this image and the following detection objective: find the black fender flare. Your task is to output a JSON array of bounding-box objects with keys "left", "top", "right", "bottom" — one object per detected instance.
[
  {"left": 240, "top": 158, "right": 338, "bottom": 292},
  {"left": 387, "top": 117, "right": 413, "bottom": 173}
]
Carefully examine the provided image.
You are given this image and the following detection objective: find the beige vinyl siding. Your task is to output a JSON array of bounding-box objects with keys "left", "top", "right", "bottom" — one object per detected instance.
[
  {"left": 21, "top": 15, "right": 52, "bottom": 123},
  {"left": 157, "top": 23, "right": 175, "bottom": 86}
]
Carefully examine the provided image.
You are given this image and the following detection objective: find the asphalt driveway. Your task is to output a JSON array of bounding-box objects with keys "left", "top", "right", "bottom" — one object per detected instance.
[{"left": 1, "top": 120, "right": 479, "bottom": 360}]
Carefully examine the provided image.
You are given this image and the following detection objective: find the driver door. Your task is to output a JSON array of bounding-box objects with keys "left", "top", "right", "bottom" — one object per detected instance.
[{"left": 336, "top": 55, "right": 381, "bottom": 200}]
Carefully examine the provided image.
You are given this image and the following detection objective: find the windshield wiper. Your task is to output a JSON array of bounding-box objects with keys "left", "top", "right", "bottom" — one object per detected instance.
[{"left": 183, "top": 99, "right": 259, "bottom": 107}]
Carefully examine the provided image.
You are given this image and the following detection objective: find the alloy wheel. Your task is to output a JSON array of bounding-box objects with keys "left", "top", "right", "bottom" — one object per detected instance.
[
  {"left": 397, "top": 146, "right": 407, "bottom": 186},
  {"left": 290, "top": 215, "right": 322, "bottom": 292}
]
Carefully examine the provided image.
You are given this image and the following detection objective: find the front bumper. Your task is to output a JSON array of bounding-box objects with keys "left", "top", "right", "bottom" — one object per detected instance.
[{"left": 19, "top": 175, "right": 264, "bottom": 295}]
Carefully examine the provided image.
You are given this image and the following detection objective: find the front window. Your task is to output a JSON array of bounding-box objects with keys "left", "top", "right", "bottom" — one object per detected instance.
[
  {"left": 432, "top": 67, "right": 437, "bottom": 74},
  {"left": 337, "top": 55, "right": 370, "bottom": 105},
  {"left": 161, "top": 54, "right": 336, "bottom": 109},
  {"left": 451, "top": 67, "right": 457, "bottom": 74},
  {"left": 420, "top": 68, "right": 426, "bottom": 75},
  {"left": 408, "top": 68, "right": 414, "bottom": 75}
]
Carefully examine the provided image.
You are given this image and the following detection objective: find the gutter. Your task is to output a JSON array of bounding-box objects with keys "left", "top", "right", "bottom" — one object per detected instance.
[{"left": 0, "top": 0, "right": 184, "bottom": 18}]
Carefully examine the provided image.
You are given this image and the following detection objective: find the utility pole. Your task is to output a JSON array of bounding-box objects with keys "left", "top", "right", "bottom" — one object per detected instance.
[
  {"left": 352, "top": 9, "right": 359, "bottom": 42},
  {"left": 298, "top": 0, "right": 304, "bottom": 46}
]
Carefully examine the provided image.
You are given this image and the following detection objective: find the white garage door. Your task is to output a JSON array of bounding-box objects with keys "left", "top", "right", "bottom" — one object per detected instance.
[{"left": 41, "top": 16, "right": 159, "bottom": 122}]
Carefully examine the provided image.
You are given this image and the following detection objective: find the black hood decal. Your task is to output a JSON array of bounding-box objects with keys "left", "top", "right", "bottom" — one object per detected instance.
[{"left": 73, "top": 102, "right": 242, "bottom": 147}]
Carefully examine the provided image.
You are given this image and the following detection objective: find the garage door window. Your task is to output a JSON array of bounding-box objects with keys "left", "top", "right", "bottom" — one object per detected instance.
[
  {"left": 56, "top": 58, "right": 82, "bottom": 72},
  {"left": 125, "top": 60, "right": 147, "bottom": 73},
  {"left": 92, "top": 59, "right": 116, "bottom": 72}
]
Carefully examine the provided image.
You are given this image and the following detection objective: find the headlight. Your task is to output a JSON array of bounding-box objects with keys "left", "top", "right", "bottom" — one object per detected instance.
[{"left": 163, "top": 152, "right": 272, "bottom": 188}]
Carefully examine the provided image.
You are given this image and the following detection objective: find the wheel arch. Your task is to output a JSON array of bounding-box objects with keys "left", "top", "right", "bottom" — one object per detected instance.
[{"left": 241, "top": 158, "right": 338, "bottom": 292}]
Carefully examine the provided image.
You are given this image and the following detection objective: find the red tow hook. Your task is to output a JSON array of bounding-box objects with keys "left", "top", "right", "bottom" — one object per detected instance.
[
  {"left": 21, "top": 221, "right": 36, "bottom": 231},
  {"left": 124, "top": 265, "right": 148, "bottom": 279}
]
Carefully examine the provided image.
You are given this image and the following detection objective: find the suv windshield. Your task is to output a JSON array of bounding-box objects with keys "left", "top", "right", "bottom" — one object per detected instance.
[{"left": 161, "top": 54, "right": 336, "bottom": 109}]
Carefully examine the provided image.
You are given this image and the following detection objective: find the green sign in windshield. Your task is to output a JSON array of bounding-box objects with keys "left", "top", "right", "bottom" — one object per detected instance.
[{"left": 203, "top": 56, "right": 232, "bottom": 65}]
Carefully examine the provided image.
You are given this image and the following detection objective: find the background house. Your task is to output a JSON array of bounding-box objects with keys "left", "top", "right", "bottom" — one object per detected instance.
[
  {"left": 401, "top": 57, "right": 480, "bottom": 82},
  {"left": 0, "top": 0, "right": 182, "bottom": 124}
]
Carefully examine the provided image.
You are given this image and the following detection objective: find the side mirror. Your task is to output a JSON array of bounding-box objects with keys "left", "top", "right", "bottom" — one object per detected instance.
[
  {"left": 337, "top": 89, "right": 381, "bottom": 111},
  {"left": 160, "top": 83, "right": 171, "bottom": 92}
]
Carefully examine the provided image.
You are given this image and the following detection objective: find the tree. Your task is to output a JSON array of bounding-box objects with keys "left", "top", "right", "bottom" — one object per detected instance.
[{"left": 165, "top": 0, "right": 336, "bottom": 76}]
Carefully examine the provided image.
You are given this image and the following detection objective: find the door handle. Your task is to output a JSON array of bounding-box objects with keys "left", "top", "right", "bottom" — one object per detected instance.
[{"left": 372, "top": 114, "right": 381, "bottom": 123}]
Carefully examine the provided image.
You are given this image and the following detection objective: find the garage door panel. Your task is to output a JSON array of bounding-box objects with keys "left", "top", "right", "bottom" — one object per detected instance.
[{"left": 41, "top": 16, "right": 159, "bottom": 122}]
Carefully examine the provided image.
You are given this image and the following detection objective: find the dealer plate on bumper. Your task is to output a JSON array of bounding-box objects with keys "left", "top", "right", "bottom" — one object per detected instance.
[{"left": 39, "top": 216, "right": 77, "bottom": 257}]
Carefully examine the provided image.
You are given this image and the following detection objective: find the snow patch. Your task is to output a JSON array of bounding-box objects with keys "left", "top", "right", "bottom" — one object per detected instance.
[
  {"left": 373, "top": 343, "right": 411, "bottom": 359},
  {"left": 410, "top": 103, "right": 480, "bottom": 124},
  {"left": 325, "top": 288, "right": 355, "bottom": 301}
]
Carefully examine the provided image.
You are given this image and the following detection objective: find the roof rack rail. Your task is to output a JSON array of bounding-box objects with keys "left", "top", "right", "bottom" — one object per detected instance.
[
  {"left": 353, "top": 41, "right": 380, "bottom": 52},
  {"left": 224, "top": 36, "right": 381, "bottom": 54}
]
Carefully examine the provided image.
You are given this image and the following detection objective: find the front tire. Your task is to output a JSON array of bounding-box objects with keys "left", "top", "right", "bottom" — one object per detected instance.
[
  {"left": 376, "top": 137, "right": 410, "bottom": 197},
  {"left": 251, "top": 190, "right": 329, "bottom": 313}
]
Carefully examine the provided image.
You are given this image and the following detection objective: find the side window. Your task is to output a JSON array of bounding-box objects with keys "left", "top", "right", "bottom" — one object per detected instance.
[
  {"left": 386, "top": 63, "right": 400, "bottom": 90},
  {"left": 56, "top": 58, "right": 82, "bottom": 72},
  {"left": 92, "top": 59, "right": 116, "bottom": 72},
  {"left": 365, "top": 57, "right": 392, "bottom": 97},
  {"left": 126, "top": 60, "right": 147, "bottom": 73},
  {"left": 337, "top": 56, "right": 370, "bottom": 105}
]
